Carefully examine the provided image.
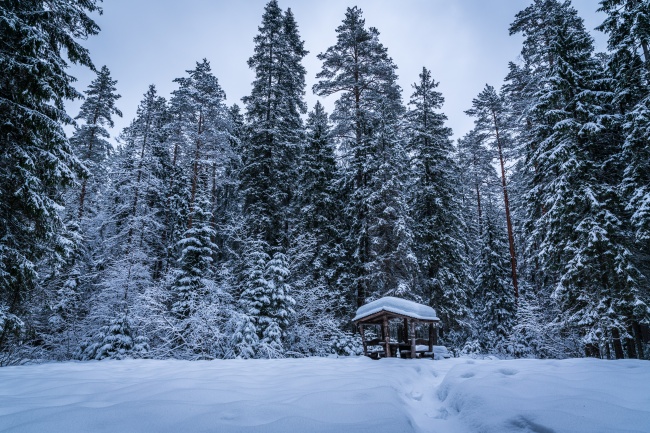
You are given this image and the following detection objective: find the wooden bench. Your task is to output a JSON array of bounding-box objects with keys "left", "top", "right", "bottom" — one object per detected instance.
[
  {"left": 365, "top": 338, "right": 386, "bottom": 359},
  {"left": 401, "top": 339, "right": 434, "bottom": 359}
]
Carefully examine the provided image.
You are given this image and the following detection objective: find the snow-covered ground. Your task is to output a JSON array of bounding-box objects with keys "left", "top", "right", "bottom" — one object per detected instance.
[{"left": 0, "top": 357, "right": 648, "bottom": 433}]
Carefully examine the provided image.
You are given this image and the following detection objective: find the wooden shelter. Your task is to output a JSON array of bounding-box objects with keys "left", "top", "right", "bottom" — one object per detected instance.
[{"left": 353, "top": 297, "right": 440, "bottom": 359}]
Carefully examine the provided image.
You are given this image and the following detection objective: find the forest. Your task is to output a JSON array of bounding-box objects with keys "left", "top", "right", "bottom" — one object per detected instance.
[{"left": 1, "top": 0, "right": 649, "bottom": 365}]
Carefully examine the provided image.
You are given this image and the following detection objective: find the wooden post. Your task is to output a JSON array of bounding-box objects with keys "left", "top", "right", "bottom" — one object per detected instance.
[
  {"left": 428, "top": 323, "right": 434, "bottom": 352},
  {"left": 410, "top": 320, "right": 416, "bottom": 359},
  {"left": 383, "top": 316, "right": 391, "bottom": 358},
  {"left": 403, "top": 318, "right": 408, "bottom": 343},
  {"left": 359, "top": 324, "right": 367, "bottom": 356},
  {"left": 432, "top": 323, "right": 438, "bottom": 346}
]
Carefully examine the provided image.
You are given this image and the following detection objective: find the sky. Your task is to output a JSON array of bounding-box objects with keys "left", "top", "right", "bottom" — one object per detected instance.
[{"left": 66, "top": 0, "right": 608, "bottom": 143}]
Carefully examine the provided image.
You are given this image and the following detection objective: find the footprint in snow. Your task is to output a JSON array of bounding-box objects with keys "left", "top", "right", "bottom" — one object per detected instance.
[
  {"left": 509, "top": 416, "right": 555, "bottom": 433},
  {"left": 460, "top": 372, "right": 475, "bottom": 378},
  {"left": 498, "top": 368, "right": 518, "bottom": 376}
]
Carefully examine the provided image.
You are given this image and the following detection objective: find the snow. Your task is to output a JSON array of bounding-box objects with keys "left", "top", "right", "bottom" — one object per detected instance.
[
  {"left": 416, "top": 345, "right": 451, "bottom": 359},
  {"left": 1, "top": 357, "right": 649, "bottom": 433},
  {"left": 353, "top": 296, "right": 439, "bottom": 322}
]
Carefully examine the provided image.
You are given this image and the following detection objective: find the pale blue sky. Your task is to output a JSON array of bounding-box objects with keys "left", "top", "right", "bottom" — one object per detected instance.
[{"left": 67, "top": 0, "right": 607, "bottom": 141}]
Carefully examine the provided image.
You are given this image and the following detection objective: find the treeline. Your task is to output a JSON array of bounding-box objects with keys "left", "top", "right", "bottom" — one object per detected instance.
[{"left": 0, "top": 0, "right": 648, "bottom": 364}]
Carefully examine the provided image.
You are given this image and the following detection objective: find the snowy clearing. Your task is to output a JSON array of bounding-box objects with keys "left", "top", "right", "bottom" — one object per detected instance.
[{"left": 0, "top": 357, "right": 648, "bottom": 433}]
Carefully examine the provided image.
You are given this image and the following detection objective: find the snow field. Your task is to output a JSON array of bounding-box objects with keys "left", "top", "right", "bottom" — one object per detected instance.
[
  {"left": 438, "top": 358, "right": 650, "bottom": 433},
  {"left": 0, "top": 357, "right": 648, "bottom": 433}
]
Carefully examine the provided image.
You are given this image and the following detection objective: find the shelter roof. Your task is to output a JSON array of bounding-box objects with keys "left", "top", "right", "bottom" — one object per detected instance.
[{"left": 352, "top": 296, "right": 439, "bottom": 322}]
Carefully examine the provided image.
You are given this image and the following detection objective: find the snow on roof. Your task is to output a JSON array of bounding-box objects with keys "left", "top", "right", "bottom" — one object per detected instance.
[{"left": 352, "top": 296, "right": 439, "bottom": 322}]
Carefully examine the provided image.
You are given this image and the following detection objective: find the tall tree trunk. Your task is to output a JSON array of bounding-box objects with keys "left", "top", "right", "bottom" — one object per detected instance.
[
  {"left": 625, "top": 334, "right": 638, "bottom": 359},
  {"left": 78, "top": 180, "right": 88, "bottom": 220},
  {"left": 352, "top": 43, "right": 367, "bottom": 309},
  {"left": 632, "top": 321, "right": 645, "bottom": 360},
  {"left": 188, "top": 114, "right": 204, "bottom": 229},
  {"left": 492, "top": 111, "right": 519, "bottom": 301},
  {"left": 611, "top": 327, "right": 625, "bottom": 359},
  {"left": 641, "top": 39, "right": 650, "bottom": 73},
  {"left": 127, "top": 117, "right": 151, "bottom": 245},
  {"left": 78, "top": 112, "right": 101, "bottom": 220},
  {"left": 475, "top": 182, "right": 483, "bottom": 236}
]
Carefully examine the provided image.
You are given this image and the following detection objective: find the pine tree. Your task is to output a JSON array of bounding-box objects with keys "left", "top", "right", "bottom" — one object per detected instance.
[
  {"left": 173, "top": 196, "right": 217, "bottom": 319},
  {"left": 71, "top": 66, "right": 122, "bottom": 219},
  {"left": 298, "top": 102, "right": 340, "bottom": 260},
  {"left": 406, "top": 67, "right": 472, "bottom": 337},
  {"left": 78, "top": 86, "right": 170, "bottom": 360},
  {"left": 231, "top": 313, "right": 259, "bottom": 359},
  {"left": 83, "top": 313, "right": 149, "bottom": 360},
  {"left": 167, "top": 60, "right": 231, "bottom": 321},
  {"left": 457, "top": 128, "right": 515, "bottom": 353},
  {"left": 465, "top": 85, "right": 519, "bottom": 302},
  {"left": 45, "top": 66, "right": 124, "bottom": 361},
  {"left": 314, "top": 6, "right": 416, "bottom": 308},
  {"left": 0, "top": 0, "right": 100, "bottom": 355}
]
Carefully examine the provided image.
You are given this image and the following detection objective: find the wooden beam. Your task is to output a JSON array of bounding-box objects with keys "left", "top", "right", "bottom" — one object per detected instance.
[
  {"left": 353, "top": 309, "right": 440, "bottom": 325},
  {"left": 428, "top": 323, "right": 434, "bottom": 352},
  {"left": 360, "top": 324, "right": 367, "bottom": 356},
  {"left": 410, "top": 320, "right": 416, "bottom": 359},
  {"left": 383, "top": 316, "right": 391, "bottom": 358}
]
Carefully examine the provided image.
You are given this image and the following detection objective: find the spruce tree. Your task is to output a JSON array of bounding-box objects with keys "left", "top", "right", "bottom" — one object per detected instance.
[
  {"left": 240, "top": 0, "right": 307, "bottom": 248},
  {"left": 598, "top": 0, "right": 650, "bottom": 357},
  {"left": 406, "top": 67, "right": 471, "bottom": 337},
  {"left": 240, "top": 240, "right": 295, "bottom": 357},
  {"left": 290, "top": 102, "right": 348, "bottom": 352},
  {"left": 298, "top": 102, "right": 340, "bottom": 262},
  {"left": 0, "top": 0, "right": 100, "bottom": 356},
  {"left": 475, "top": 197, "right": 515, "bottom": 353},
  {"left": 512, "top": 0, "right": 649, "bottom": 357}
]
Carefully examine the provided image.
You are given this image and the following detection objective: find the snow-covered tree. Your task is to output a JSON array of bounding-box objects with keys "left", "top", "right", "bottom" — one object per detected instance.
[
  {"left": 598, "top": 0, "right": 650, "bottom": 357},
  {"left": 240, "top": 241, "right": 295, "bottom": 357},
  {"left": 48, "top": 67, "right": 123, "bottom": 358},
  {"left": 71, "top": 66, "right": 122, "bottom": 219},
  {"left": 406, "top": 67, "right": 472, "bottom": 339},
  {"left": 83, "top": 313, "right": 148, "bottom": 360},
  {"left": 240, "top": 0, "right": 307, "bottom": 248},
  {"left": 465, "top": 85, "right": 519, "bottom": 302},
  {"left": 297, "top": 102, "right": 343, "bottom": 281},
  {"left": 166, "top": 60, "right": 232, "bottom": 327},
  {"left": 314, "top": 6, "right": 416, "bottom": 309},
  {"left": 512, "top": 0, "right": 649, "bottom": 358},
  {"left": 288, "top": 101, "right": 349, "bottom": 353},
  {"left": 457, "top": 129, "right": 515, "bottom": 354},
  {"left": 0, "top": 0, "right": 100, "bottom": 355}
]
